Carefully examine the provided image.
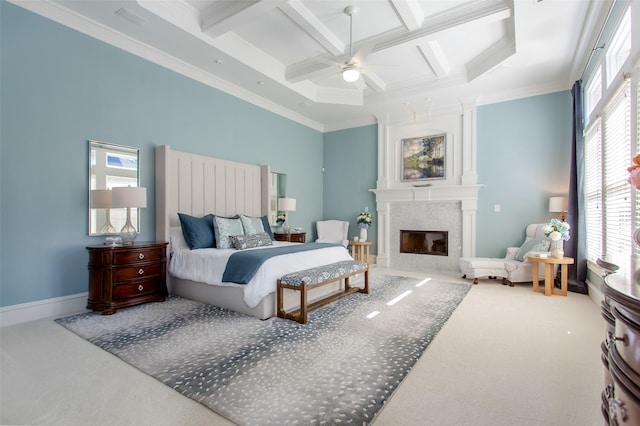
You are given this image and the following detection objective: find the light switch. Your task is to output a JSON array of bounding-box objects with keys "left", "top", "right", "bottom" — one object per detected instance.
[{"left": 494, "top": 204, "right": 501, "bottom": 213}]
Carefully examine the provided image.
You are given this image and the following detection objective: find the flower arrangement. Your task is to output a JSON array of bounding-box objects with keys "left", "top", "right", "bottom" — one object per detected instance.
[
  {"left": 357, "top": 211, "right": 372, "bottom": 229},
  {"left": 276, "top": 212, "right": 286, "bottom": 224},
  {"left": 628, "top": 153, "right": 640, "bottom": 190},
  {"left": 543, "top": 218, "right": 570, "bottom": 241}
]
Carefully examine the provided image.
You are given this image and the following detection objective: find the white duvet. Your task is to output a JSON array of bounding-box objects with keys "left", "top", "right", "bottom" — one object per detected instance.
[{"left": 169, "top": 234, "right": 353, "bottom": 308}]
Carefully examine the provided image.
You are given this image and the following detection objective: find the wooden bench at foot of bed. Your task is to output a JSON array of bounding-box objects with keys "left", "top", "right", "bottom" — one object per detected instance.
[{"left": 277, "top": 260, "right": 369, "bottom": 324}]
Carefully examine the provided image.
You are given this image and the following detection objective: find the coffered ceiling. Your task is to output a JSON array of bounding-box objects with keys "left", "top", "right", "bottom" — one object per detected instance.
[{"left": 13, "top": 0, "right": 608, "bottom": 131}]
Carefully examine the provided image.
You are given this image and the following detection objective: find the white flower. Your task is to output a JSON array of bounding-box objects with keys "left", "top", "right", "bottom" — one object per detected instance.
[{"left": 548, "top": 230, "right": 562, "bottom": 241}]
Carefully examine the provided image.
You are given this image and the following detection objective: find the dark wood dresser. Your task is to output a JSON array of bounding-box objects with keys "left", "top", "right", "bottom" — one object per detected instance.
[
  {"left": 274, "top": 232, "right": 306, "bottom": 243},
  {"left": 87, "top": 242, "right": 168, "bottom": 315},
  {"left": 601, "top": 272, "right": 640, "bottom": 424}
]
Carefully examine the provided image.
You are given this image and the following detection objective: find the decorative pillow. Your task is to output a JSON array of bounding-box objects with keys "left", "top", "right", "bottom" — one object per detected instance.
[
  {"left": 213, "top": 215, "right": 244, "bottom": 249},
  {"left": 240, "top": 214, "right": 265, "bottom": 235},
  {"left": 515, "top": 238, "right": 550, "bottom": 262},
  {"left": 229, "top": 232, "right": 273, "bottom": 250},
  {"left": 260, "top": 215, "right": 275, "bottom": 240},
  {"left": 177, "top": 213, "right": 215, "bottom": 249}
]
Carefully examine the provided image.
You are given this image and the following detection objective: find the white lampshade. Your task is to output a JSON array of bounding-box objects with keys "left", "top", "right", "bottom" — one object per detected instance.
[
  {"left": 549, "top": 196, "right": 567, "bottom": 213},
  {"left": 90, "top": 189, "right": 112, "bottom": 209},
  {"left": 278, "top": 197, "right": 296, "bottom": 212},
  {"left": 342, "top": 65, "right": 360, "bottom": 82},
  {"left": 112, "top": 186, "right": 147, "bottom": 209}
]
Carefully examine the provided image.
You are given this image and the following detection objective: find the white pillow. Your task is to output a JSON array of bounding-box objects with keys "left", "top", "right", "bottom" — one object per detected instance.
[{"left": 170, "top": 227, "right": 189, "bottom": 252}]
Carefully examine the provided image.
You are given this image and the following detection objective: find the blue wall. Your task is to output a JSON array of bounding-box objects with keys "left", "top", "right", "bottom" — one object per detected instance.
[
  {"left": 476, "top": 91, "right": 572, "bottom": 257},
  {"left": 0, "top": 2, "right": 573, "bottom": 308},
  {"left": 322, "top": 125, "right": 378, "bottom": 246},
  {"left": 0, "top": 3, "right": 323, "bottom": 307}
]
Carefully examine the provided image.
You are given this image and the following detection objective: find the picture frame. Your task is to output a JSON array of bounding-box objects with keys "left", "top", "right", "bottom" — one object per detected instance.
[{"left": 401, "top": 133, "right": 446, "bottom": 181}]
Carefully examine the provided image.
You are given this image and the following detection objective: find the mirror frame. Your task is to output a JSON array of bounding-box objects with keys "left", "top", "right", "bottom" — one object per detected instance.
[{"left": 88, "top": 140, "right": 140, "bottom": 236}]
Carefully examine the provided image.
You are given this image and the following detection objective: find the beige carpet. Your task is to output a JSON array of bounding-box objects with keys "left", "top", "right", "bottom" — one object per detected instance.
[{"left": 1, "top": 268, "right": 604, "bottom": 425}]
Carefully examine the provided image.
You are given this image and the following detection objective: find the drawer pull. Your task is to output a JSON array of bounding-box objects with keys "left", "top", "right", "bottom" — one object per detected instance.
[
  {"left": 609, "top": 397, "right": 628, "bottom": 424},
  {"left": 138, "top": 284, "right": 144, "bottom": 291},
  {"left": 138, "top": 253, "right": 145, "bottom": 260},
  {"left": 608, "top": 331, "right": 628, "bottom": 345},
  {"left": 138, "top": 268, "right": 144, "bottom": 275}
]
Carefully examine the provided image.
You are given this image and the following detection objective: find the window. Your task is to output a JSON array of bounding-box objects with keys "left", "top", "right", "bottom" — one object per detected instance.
[
  {"left": 585, "top": 66, "right": 602, "bottom": 118},
  {"left": 585, "top": 79, "right": 634, "bottom": 262},
  {"left": 606, "top": 7, "right": 631, "bottom": 86},
  {"left": 583, "top": 2, "right": 638, "bottom": 267}
]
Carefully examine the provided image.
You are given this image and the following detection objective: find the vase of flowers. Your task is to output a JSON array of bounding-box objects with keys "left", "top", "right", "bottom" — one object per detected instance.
[
  {"left": 542, "top": 218, "right": 570, "bottom": 259},
  {"left": 276, "top": 212, "right": 286, "bottom": 231},
  {"left": 357, "top": 210, "right": 372, "bottom": 242}
]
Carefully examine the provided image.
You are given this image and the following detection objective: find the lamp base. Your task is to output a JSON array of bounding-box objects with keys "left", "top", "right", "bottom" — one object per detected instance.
[{"left": 120, "top": 208, "right": 138, "bottom": 245}]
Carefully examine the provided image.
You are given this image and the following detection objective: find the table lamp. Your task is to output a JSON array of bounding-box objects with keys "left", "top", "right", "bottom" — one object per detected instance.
[
  {"left": 90, "top": 189, "right": 116, "bottom": 234},
  {"left": 278, "top": 197, "right": 296, "bottom": 233},
  {"left": 549, "top": 196, "right": 567, "bottom": 222},
  {"left": 112, "top": 186, "right": 147, "bottom": 245}
]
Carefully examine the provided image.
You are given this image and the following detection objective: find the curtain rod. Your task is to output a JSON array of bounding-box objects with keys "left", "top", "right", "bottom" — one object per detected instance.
[{"left": 579, "top": 0, "right": 616, "bottom": 82}]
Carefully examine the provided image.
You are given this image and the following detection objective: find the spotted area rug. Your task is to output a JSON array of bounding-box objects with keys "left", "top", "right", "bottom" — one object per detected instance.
[{"left": 56, "top": 275, "right": 470, "bottom": 425}]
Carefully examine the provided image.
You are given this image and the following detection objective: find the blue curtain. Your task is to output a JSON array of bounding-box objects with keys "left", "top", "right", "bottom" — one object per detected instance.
[{"left": 566, "top": 81, "right": 588, "bottom": 293}]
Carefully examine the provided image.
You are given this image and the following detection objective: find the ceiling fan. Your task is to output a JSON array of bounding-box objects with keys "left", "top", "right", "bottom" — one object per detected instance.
[{"left": 341, "top": 6, "right": 371, "bottom": 83}]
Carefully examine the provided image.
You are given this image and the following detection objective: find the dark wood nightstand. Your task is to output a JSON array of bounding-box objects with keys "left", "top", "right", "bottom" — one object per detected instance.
[
  {"left": 86, "top": 242, "right": 168, "bottom": 315},
  {"left": 273, "top": 232, "right": 306, "bottom": 243}
]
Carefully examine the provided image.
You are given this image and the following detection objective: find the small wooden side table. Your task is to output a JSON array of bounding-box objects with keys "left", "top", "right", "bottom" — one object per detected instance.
[
  {"left": 527, "top": 255, "right": 575, "bottom": 296},
  {"left": 350, "top": 240, "right": 372, "bottom": 265}
]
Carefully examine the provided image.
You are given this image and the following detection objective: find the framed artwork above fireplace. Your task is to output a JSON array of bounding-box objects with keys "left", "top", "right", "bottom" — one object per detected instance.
[{"left": 401, "top": 133, "right": 446, "bottom": 181}]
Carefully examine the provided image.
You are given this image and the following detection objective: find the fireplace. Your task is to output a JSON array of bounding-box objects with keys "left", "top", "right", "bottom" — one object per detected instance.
[{"left": 400, "top": 230, "right": 448, "bottom": 256}]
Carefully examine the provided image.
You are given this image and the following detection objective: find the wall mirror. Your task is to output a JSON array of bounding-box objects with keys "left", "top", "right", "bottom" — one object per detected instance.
[
  {"left": 89, "top": 140, "right": 140, "bottom": 236},
  {"left": 268, "top": 172, "right": 286, "bottom": 225}
]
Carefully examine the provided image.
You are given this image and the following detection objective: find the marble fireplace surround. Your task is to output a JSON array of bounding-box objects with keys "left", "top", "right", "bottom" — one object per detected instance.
[{"left": 371, "top": 107, "right": 482, "bottom": 272}]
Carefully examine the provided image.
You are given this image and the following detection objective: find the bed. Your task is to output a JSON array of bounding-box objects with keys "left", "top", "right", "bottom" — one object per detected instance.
[{"left": 155, "top": 145, "right": 357, "bottom": 319}]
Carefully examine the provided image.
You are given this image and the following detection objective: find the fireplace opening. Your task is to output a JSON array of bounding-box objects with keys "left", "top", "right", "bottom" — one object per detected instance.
[{"left": 400, "top": 230, "right": 448, "bottom": 256}]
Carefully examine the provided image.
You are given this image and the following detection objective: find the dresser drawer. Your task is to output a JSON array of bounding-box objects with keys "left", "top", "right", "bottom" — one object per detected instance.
[
  {"left": 113, "top": 279, "right": 161, "bottom": 300},
  {"left": 612, "top": 305, "right": 640, "bottom": 372},
  {"left": 114, "top": 262, "right": 162, "bottom": 282},
  {"left": 113, "top": 247, "right": 165, "bottom": 265}
]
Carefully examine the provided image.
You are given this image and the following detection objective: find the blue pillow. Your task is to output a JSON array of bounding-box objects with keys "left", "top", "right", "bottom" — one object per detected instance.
[
  {"left": 177, "top": 213, "right": 215, "bottom": 249},
  {"left": 260, "top": 215, "right": 275, "bottom": 240}
]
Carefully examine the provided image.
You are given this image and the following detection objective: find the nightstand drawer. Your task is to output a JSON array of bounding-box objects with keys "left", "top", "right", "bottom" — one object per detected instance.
[
  {"left": 113, "top": 248, "right": 165, "bottom": 265},
  {"left": 113, "top": 279, "right": 161, "bottom": 300},
  {"left": 114, "top": 262, "right": 162, "bottom": 282}
]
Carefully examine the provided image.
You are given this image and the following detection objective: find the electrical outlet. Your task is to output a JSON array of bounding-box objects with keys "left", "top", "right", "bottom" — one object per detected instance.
[{"left": 494, "top": 204, "right": 501, "bottom": 213}]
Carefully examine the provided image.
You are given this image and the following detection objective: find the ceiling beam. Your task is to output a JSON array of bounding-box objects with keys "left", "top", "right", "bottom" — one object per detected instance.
[
  {"left": 389, "top": 0, "right": 424, "bottom": 31},
  {"left": 417, "top": 40, "right": 450, "bottom": 78},
  {"left": 363, "top": 72, "right": 387, "bottom": 92},
  {"left": 279, "top": 0, "right": 344, "bottom": 56},
  {"left": 466, "top": 35, "right": 515, "bottom": 81},
  {"left": 201, "top": 1, "right": 283, "bottom": 38},
  {"left": 286, "top": 0, "right": 512, "bottom": 83}
]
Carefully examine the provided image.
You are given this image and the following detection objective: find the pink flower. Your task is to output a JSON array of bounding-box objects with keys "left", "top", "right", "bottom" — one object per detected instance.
[{"left": 630, "top": 168, "right": 640, "bottom": 190}]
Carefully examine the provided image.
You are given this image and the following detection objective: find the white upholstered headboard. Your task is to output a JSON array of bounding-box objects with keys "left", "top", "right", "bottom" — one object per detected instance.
[{"left": 155, "top": 145, "right": 270, "bottom": 247}]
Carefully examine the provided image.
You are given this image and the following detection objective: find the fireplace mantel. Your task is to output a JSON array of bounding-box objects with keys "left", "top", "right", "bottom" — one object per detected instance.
[{"left": 371, "top": 185, "right": 483, "bottom": 203}]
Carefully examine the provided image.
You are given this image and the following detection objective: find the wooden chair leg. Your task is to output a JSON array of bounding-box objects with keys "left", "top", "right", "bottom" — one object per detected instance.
[{"left": 276, "top": 280, "right": 284, "bottom": 317}]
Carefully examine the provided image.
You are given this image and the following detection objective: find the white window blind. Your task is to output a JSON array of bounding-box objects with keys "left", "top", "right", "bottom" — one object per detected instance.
[
  {"left": 585, "top": 120, "right": 602, "bottom": 260},
  {"left": 603, "top": 81, "right": 632, "bottom": 257}
]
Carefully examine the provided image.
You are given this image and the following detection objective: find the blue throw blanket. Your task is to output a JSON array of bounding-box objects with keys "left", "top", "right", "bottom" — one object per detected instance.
[{"left": 222, "top": 242, "right": 341, "bottom": 284}]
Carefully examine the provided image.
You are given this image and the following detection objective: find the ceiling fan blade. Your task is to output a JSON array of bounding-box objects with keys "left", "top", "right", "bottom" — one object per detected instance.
[
  {"left": 353, "top": 77, "right": 367, "bottom": 90},
  {"left": 351, "top": 41, "right": 375, "bottom": 65}
]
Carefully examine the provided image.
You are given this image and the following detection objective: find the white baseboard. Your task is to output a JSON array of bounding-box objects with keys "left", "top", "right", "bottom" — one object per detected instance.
[{"left": 0, "top": 293, "right": 88, "bottom": 327}]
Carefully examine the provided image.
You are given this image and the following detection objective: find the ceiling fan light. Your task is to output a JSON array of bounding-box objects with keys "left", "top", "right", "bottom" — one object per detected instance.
[{"left": 342, "top": 66, "right": 360, "bottom": 82}]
